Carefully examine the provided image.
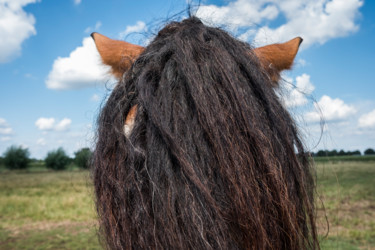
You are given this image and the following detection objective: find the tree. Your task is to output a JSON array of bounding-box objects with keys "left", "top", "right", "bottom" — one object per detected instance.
[
  {"left": 45, "top": 148, "right": 70, "bottom": 170},
  {"left": 349, "top": 150, "right": 361, "bottom": 156},
  {"left": 74, "top": 148, "right": 92, "bottom": 169},
  {"left": 364, "top": 148, "right": 375, "bottom": 155},
  {"left": 316, "top": 150, "right": 327, "bottom": 157},
  {"left": 328, "top": 150, "right": 338, "bottom": 156},
  {"left": 338, "top": 150, "right": 346, "bottom": 156},
  {"left": 3, "top": 145, "right": 30, "bottom": 169}
]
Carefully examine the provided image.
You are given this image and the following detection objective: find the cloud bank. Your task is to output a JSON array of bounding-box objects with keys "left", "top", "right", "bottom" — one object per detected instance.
[
  {"left": 281, "top": 74, "right": 315, "bottom": 108},
  {"left": 196, "top": 0, "right": 363, "bottom": 48},
  {"left": 47, "top": 0, "right": 363, "bottom": 91},
  {"left": 358, "top": 109, "right": 375, "bottom": 128},
  {"left": 35, "top": 117, "right": 72, "bottom": 131},
  {"left": 0, "top": 0, "right": 40, "bottom": 63},
  {"left": 305, "top": 95, "right": 356, "bottom": 123},
  {"left": 47, "top": 20, "right": 149, "bottom": 90},
  {"left": 46, "top": 37, "right": 111, "bottom": 90}
]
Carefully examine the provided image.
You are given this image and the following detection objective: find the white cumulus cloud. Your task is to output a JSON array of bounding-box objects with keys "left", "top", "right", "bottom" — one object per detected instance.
[
  {"left": 358, "top": 109, "right": 375, "bottom": 128},
  {"left": 119, "top": 21, "right": 147, "bottom": 39},
  {"left": 0, "top": 0, "right": 40, "bottom": 63},
  {"left": 46, "top": 36, "right": 111, "bottom": 89},
  {"left": 35, "top": 117, "right": 71, "bottom": 131},
  {"left": 196, "top": 0, "right": 279, "bottom": 30},
  {"left": 0, "top": 117, "right": 13, "bottom": 135},
  {"left": 35, "top": 117, "right": 55, "bottom": 130},
  {"left": 254, "top": 0, "right": 363, "bottom": 48},
  {"left": 305, "top": 95, "right": 356, "bottom": 123},
  {"left": 196, "top": 0, "right": 363, "bottom": 48},
  {"left": 55, "top": 118, "right": 72, "bottom": 131},
  {"left": 281, "top": 73, "right": 315, "bottom": 108}
]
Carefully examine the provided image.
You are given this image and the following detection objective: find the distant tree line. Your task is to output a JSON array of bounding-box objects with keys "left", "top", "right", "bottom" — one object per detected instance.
[
  {"left": 312, "top": 148, "right": 375, "bottom": 157},
  {"left": 1, "top": 145, "right": 92, "bottom": 170},
  {"left": 1, "top": 145, "right": 375, "bottom": 170}
]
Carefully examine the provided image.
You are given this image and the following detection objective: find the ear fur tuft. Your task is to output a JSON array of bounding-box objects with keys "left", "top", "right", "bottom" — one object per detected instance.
[
  {"left": 91, "top": 33, "right": 144, "bottom": 79},
  {"left": 254, "top": 37, "right": 303, "bottom": 85}
]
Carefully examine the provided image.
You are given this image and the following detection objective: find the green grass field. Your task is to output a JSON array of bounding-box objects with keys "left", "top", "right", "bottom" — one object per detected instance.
[
  {"left": 0, "top": 160, "right": 374, "bottom": 249},
  {"left": 316, "top": 161, "right": 375, "bottom": 249},
  {"left": 0, "top": 168, "right": 100, "bottom": 249},
  {"left": 314, "top": 155, "right": 375, "bottom": 163}
]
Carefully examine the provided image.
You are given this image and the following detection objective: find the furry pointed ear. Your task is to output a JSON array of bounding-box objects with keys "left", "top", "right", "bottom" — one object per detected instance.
[
  {"left": 91, "top": 32, "right": 144, "bottom": 79},
  {"left": 254, "top": 37, "right": 303, "bottom": 85}
]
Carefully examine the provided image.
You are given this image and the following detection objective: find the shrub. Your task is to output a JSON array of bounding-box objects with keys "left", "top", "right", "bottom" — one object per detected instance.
[
  {"left": 364, "top": 148, "right": 375, "bottom": 155},
  {"left": 3, "top": 145, "right": 30, "bottom": 169},
  {"left": 74, "top": 148, "right": 92, "bottom": 169},
  {"left": 45, "top": 148, "right": 70, "bottom": 170}
]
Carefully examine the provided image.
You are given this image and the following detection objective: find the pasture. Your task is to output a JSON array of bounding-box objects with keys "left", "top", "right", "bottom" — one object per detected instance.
[{"left": 0, "top": 160, "right": 374, "bottom": 249}]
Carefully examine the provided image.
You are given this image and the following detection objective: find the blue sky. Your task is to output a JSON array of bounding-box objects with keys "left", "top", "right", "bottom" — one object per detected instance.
[{"left": 0, "top": 0, "right": 374, "bottom": 159}]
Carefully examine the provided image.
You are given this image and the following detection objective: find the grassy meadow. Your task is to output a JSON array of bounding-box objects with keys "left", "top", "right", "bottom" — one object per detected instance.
[
  {"left": 316, "top": 160, "right": 375, "bottom": 249},
  {"left": 0, "top": 166, "right": 100, "bottom": 249},
  {"left": 0, "top": 159, "right": 374, "bottom": 249}
]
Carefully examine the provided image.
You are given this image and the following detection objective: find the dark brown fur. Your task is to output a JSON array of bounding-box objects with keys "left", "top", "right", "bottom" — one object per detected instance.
[{"left": 93, "top": 17, "right": 318, "bottom": 249}]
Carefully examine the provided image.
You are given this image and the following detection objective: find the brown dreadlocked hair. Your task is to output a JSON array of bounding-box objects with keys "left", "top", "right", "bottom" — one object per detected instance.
[{"left": 93, "top": 17, "right": 318, "bottom": 249}]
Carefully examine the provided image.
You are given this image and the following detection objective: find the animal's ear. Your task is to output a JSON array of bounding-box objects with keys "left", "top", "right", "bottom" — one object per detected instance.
[
  {"left": 91, "top": 32, "right": 144, "bottom": 79},
  {"left": 254, "top": 37, "right": 303, "bottom": 85}
]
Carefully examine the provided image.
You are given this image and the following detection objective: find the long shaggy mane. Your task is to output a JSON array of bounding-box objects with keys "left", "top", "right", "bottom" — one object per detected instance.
[{"left": 93, "top": 17, "right": 318, "bottom": 249}]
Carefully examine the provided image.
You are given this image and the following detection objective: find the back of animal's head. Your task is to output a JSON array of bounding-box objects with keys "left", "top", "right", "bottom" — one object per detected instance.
[
  {"left": 92, "top": 17, "right": 317, "bottom": 249},
  {"left": 92, "top": 20, "right": 301, "bottom": 84}
]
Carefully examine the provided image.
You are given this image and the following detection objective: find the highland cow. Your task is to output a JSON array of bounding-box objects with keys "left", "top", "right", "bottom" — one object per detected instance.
[{"left": 92, "top": 17, "right": 318, "bottom": 249}]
